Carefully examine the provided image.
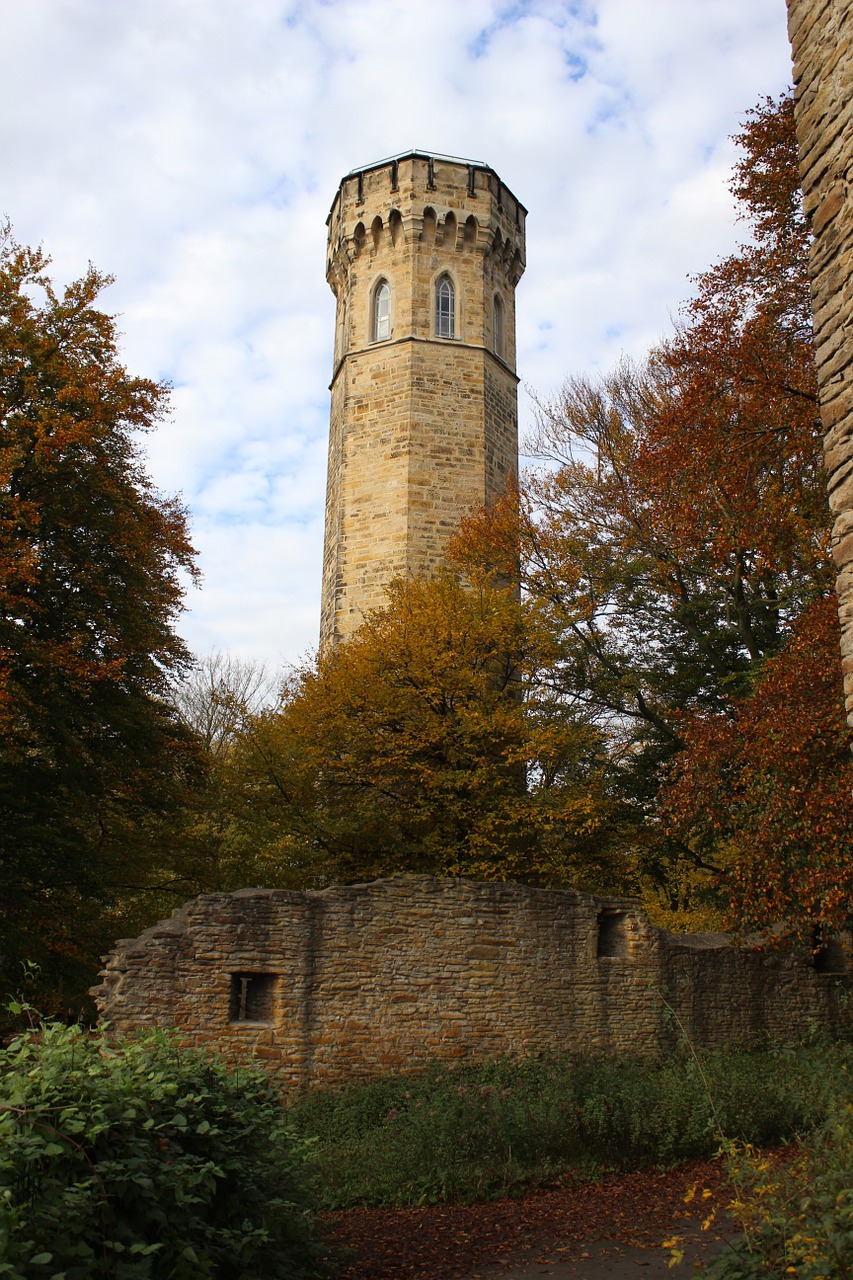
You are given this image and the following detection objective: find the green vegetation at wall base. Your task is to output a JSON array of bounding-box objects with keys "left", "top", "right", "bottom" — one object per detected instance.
[{"left": 285, "top": 1044, "right": 853, "bottom": 1210}]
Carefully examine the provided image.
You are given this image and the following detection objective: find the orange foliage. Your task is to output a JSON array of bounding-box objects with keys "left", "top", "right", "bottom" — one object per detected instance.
[
  {"left": 661, "top": 595, "right": 853, "bottom": 936},
  {"left": 637, "top": 94, "right": 823, "bottom": 618},
  {"left": 0, "top": 229, "right": 198, "bottom": 1002},
  {"left": 454, "top": 95, "right": 842, "bottom": 932}
]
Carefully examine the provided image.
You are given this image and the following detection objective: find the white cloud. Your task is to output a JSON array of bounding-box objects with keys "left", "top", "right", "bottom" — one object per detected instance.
[{"left": 0, "top": 0, "right": 795, "bottom": 667}]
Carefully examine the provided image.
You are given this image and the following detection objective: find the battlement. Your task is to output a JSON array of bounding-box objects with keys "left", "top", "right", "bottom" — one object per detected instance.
[{"left": 326, "top": 151, "right": 525, "bottom": 293}]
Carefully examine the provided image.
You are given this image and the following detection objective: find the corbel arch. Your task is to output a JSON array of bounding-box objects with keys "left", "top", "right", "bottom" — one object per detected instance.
[
  {"left": 421, "top": 206, "right": 437, "bottom": 245},
  {"left": 441, "top": 210, "right": 457, "bottom": 250}
]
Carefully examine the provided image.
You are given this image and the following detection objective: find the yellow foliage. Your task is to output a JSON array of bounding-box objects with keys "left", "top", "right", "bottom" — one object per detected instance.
[
  {"left": 638, "top": 855, "right": 728, "bottom": 934},
  {"left": 226, "top": 569, "right": 627, "bottom": 889}
]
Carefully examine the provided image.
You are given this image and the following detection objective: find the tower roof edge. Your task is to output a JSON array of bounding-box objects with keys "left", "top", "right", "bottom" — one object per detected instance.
[
  {"left": 344, "top": 149, "right": 487, "bottom": 175},
  {"left": 327, "top": 151, "right": 527, "bottom": 218}
]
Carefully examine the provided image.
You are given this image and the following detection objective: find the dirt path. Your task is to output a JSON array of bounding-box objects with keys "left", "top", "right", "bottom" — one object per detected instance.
[
  {"left": 326, "top": 1157, "right": 735, "bottom": 1279},
  {"left": 466, "top": 1225, "right": 729, "bottom": 1278}
]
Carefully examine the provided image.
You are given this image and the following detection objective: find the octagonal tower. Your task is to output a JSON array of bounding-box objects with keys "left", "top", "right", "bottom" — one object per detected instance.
[{"left": 321, "top": 151, "right": 526, "bottom": 646}]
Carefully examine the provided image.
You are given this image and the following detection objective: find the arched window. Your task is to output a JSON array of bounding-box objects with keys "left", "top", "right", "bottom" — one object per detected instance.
[
  {"left": 436, "top": 275, "right": 455, "bottom": 339},
  {"left": 373, "top": 279, "right": 391, "bottom": 342},
  {"left": 493, "top": 295, "right": 503, "bottom": 357}
]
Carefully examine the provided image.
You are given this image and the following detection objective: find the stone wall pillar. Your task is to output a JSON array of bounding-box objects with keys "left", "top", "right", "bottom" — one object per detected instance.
[{"left": 786, "top": 2, "right": 853, "bottom": 718}]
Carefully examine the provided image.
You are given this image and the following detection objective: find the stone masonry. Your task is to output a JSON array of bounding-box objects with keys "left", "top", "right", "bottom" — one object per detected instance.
[
  {"left": 93, "top": 876, "right": 851, "bottom": 1089},
  {"left": 786, "top": 2, "right": 853, "bottom": 720},
  {"left": 321, "top": 153, "right": 525, "bottom": 646}
]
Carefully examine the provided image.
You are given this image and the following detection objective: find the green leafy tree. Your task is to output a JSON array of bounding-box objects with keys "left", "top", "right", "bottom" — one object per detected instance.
[{"left": 0, "top": 230, "right": 198, "bottom": 1003}]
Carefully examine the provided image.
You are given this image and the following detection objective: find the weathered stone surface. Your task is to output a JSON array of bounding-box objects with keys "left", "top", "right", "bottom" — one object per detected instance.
[
  {"left": 320, "top": 154, "right": 524, "bottom": 647},
  {"left": 92, "top": 876, "right": 851, "bottom": 1089},
  {"left": 787, "top": 0, "right": 853, "bottom": 716}
]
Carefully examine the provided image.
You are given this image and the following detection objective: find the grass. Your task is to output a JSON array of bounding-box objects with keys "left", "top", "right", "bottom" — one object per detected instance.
[{"left": 285, "top": 1043, "right": 853, "bottom": 1209}]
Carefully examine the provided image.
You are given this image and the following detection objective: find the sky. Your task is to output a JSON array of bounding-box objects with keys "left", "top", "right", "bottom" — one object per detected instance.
[{"left": 0, "top": 0, "right": 795, "bottom": 673}]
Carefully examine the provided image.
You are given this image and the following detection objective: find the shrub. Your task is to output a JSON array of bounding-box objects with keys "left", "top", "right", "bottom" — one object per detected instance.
[
  {"left": 704, "top": 1095, "right": 853, "bottom": 1278},
  {"left": 286, "top": 1045, "right": 853, "bottom": 1208},
  {"left": 0, "top": 1018, "right": 329, "bottom": 1279}
]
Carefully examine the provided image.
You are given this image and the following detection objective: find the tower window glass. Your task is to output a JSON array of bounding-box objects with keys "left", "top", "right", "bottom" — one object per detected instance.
[
  {"left": 436, "top": 275, "right": 456, "bottom": 339},
  {"left": 373, "top": 280, "right": 391, "bottom": 341}
]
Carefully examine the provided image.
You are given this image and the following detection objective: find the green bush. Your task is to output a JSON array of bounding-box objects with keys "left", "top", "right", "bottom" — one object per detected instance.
[
  {"left": 704, "top": 1094, "right": 853, "bottom": 1279},
  {"left": 286, "top": 1045, "right": 853, "bottom": 1208},
  {"left": 0, "top": 1018, "right": 329, "bottom": 1279},
  {"left": 288, "top": 1056, "right": 584, "bottom": 1206}
]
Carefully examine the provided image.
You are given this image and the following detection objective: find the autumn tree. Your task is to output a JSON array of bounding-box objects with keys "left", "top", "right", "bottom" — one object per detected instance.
[
  {"left": 644, "top": 95, "right": 851, "bottom": 933},
  {"left": 165, "top": 650, "right": 279, "bottom": 894},
  {"left": 456, "top": 93, "right": 832, "bottom": 927},
  {"left": 661, "top": 595, "right": 853, "bottom": 936},
  {"left": 0, "top": 230, "right": 198, "bottom": 1003},
  {"left": 225, "top": 571, "right": 627, "bottom": 892}
]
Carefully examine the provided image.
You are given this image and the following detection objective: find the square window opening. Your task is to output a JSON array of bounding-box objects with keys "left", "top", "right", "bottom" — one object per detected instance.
[
  {"left": 596, "top": 911, "right": 631, "bottom": 960},
  {"left": 229, "top": 972, "right": 277, "bottom": 1024},
  {"left": 812, "top": 928, "right": 848, "bottom": 975}
]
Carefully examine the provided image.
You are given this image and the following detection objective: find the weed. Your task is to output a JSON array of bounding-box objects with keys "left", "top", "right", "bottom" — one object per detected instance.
[{"left": 286, "top": 1044, "right": 853, "bottom": 1209}]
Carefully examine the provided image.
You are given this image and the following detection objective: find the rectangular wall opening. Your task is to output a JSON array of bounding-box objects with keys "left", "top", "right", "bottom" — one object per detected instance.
[
  {"left": 596, "top": 910, "right": 631, "bottom": 960},
  {"left": 812, "top": 928, "right": 848, "bottom": 975},
  {"left": 229, "top": 972, "right": 277, "bottom": 1024}
]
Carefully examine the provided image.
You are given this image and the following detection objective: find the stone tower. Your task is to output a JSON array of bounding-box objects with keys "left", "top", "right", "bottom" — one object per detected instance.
[
  {"left": 321, "top": 151, "right": 526, "bottom": 646},
  {"left": 785, "top": 1, "right": 853, "bottom": 727}
]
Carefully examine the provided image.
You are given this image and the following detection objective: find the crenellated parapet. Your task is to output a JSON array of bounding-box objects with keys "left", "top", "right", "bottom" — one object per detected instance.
[
  {"left": 327, "top": 151, "right": 525, "bottom": 268},
  {"left": 325, "top": 152, "right": 526, "bottom": 380}
]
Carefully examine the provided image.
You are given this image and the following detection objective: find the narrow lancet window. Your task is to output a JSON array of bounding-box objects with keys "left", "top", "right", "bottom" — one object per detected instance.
[
  {"left": 373, "top": 280, "right": 391, "bottom": 341},
  {"left": 493, "top": 295, "right": 503, "bottom": 357},
  {"left": 436, "top": 275, "right": 455, "bottom": 339}
]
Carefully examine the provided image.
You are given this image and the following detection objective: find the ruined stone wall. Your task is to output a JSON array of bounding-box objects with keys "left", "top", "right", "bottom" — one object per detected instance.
[
  {"left": 93, "top": 877, "right": 851, "bottom": 1089},
  {"left": 321, "top": 154, "right": 525, "bottom": 646},
  {"left": 786, "top": 1, "right": 853, "bottom": 718}
]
